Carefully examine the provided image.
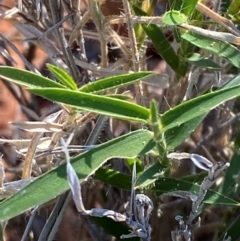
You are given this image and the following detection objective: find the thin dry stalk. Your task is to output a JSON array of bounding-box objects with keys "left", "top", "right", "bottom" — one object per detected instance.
[
  {"left": 88, "top": 0, "right": 108, "bottom": 68},
  {"left": 122, "top": 0, "right": 139, "bottom": 72},
  {"left": 122, "top": 0, "right": 143, "bottom": 106},
  {"left": 0, "top": 7, "right": 19, "bottom": 18},
  {"left": 179, "top": 23, "right": 240, "bottom": 45},
  {"left": 22, "top": 132, "right": 43, "bottom": 179},
  {"left": 104, "top": 15, "right": 163, "bottom": 26},
  {"left": 68, "top": 10, "right": 91, "bottom": 46},
  {"left": 196, "top": 2, "right": 240, "bottom": 36},
  {"left": 69, "top": 0, "right": 89, "bottom": 71}
]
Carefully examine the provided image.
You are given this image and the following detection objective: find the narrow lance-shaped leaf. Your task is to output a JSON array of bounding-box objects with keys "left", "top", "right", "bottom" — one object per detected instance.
[
  {"left": 187, "top": 53, "right": 222, "bottom": 70},
  {"left": 29, "top": 88, "right": 150, "bottom": 123},
  {"left": 181, "top": 0, "right": 199, "bottom": 17},
  {"left": 0, "top": 130, "right": 155, "bottom": 221},
  {"left": 160, "top": 84, "right": 240, "bottom": 132},
  {"left": 79, "top": 72, "right": 153, "bottom": 93},
  {"left": 141, "top": 23, "right": 187, "bottom": 76},
  {"left": 0, "top": 66, "right": 65, "bottom": 89},
  {"left": 182, "top": 31, "right": 240, "bottom": 68},
  {"left": 47, "top": 64, "right": 78, "bottom": 90}
]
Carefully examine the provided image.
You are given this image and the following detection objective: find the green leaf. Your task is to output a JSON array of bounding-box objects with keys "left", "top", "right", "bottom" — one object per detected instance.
[
  {"left": 165, "top": 115, "right": 204, "bottom": 150},
  {"left": 218, "top": 213, "right": 240, "bottom": 241},
  {"left": 94, "top": 168, "right": 131, "bottom": 190},
  {"left": 220, "top": 73, "right": 240, "bottom": 89},
  {"left": 160, "top": 84, "right": 240, "bottom": 132},
  {"left": 133, "top": 49, "right": 240, "bottom": 193},
  {"left": 227, "top": 0, "right": 240, "bottom": 23},
  {"left": 139, "top": 78, "right": 240, "bottom": 188},
  {"left": 153, "top": 178, "right": 240, "bottom": 206},
  {"left": 47, "top": 64, "right": 78, "bottom": 90},
  {"left": 0, "top": 66, "right": 65, "bottom": 89},
  {"left": 106, "top": 94, "right": 132, "bottom": 101},
  {"left": 142, "top": 23, "right": 187, "bottom": 76},
  {"left": 181, "top": 172, "right": 208, "bottom": 183},
  {"left": 79, "top": 72, "right": 152, "bottom": 93},
  {"left": 227, "top": 0, "right": 240, "bottom": 17},
  {"left": 181, "top": 0, "right": 198, "bottom": 17},
  {"left": 29, "top": 88, "right": 150, "bottom": 123},
  {"left": 125, "top": 157, "right": 144, "bottom": 173},
  {"left": 163, "top": 72, "right": 240, "bottom": 154},
  {"left": 135, "top": 162, "right": 164, "bottom": 189},
  {"left": 162, "top": 10, "right": 188, "bottom": 25},
  {"left": 187, "top": 53, "right": 222, "bottom": 70},
  {"left": 169, "top": 0, "right": 183, "bottom": 11},
  {"left": 136, "top": 116, "right": 204, "bottom": 188},
  {"left": 0, "top": 130, "right": 155, "bottom": 221},
  {"left": 182, "top": 31, "right": 240, "bottom": 68},
  {"left": 216, "top": 152, "right": 240, "bottom": 198},
  {"left": 140, "top": 76, "right": 240, "bottom": 187}
]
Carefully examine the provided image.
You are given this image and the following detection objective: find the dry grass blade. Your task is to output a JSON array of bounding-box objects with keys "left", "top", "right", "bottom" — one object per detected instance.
[
  {"left": 22, "top": 132, "right": 43, "bottom": 179},
  {"left": 104, "top": 15, "right": 163, "bottom": 25},
  {"left": 0, "top": 7, "right": 19, "bottom": 18},
  {"left": 88, "top": 0, "right": 108, "bottom": 68},
  {"left": 196, "top": 2, "right": 240, "bottom": 36},
  {"left": 0, "top": 155, "right": 5, "bottom": 188},
  {"left": 10, "top": 121, "right": 63, "bottom": 132},
  {"left": 0, "top": 137, "right": 51, "bottom": 151},
  {"left": 122, "top": 0, "right": 143, "bottom": 107},
  {"left": 179, "top": 23, "right": 240, "bottom": 45},
  {"left": 0, "top": 46, "right": 16, "bottom": 64},
  {"left": 22, "top": 111, "right": 64, "bottom": 179}
]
